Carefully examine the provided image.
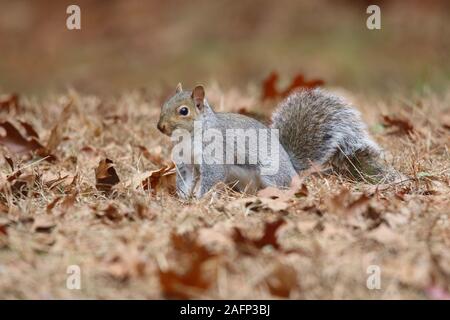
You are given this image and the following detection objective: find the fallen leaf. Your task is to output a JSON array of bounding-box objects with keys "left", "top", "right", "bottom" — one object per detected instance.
[
  {"left": 65, "top": 173, "right": 79, "bottom": 193},
  {"left": 46, "top": 196, "right": 62, "bottom": 214},
  {"left": 141, "top": 162, "right": 176, "bottom": 194},
  {"left": 259, "top": 197, "right": 290, "bottom": 212},
  {"left": 4, "top": 156, "right": 14, "bottom": 171},
  {"left": 294, "top": 183, "right": 309, "bottom": 198},
  {"left": 346, "top": 194, "right": 371, "bottom": 215},
  {"left": 0, "top": 121, "right": 44, "bottom": 155},
  {"left": 95, "top": 158, "right": 120, "bottom": 193},
  {"left": 326, "top": 188, "right": 371, "bottom": 216},
  {"left": 134, "top": 202, "right": 156, "bottom": 220},
  {"left": 226, "top": 174, "right": 311, "bottom": 214},
  {"left": 32, "top": 216, "right": 56, "bottom": 233},
  {"left": 226, "top": 196, "right": 289, "bottom": 213},
  {"left": 233, "top": 219, "right": 286, "bottom": 253},
  {"left": 257, "top": 187, "right": 291, "bottom": 202},
  {"left": 265, "top": 263, "right": 299, "bottom": 297},
  {"left": 47, "top": 191, "right": 78, "bottom": 215},
  {"left": 6, "top": 167, "right": 22, "bottom": 183},
  {"left": 0, "top": 221, "right": 8, "bottom": 236},
  {"left": 60, "top": 192, "right": 77, "bottom": 212},
  {"left": 44, "top": 174, "right": 70, "bottom": 190},
  {"left": 159, "top": 232, "right": 217, "bottom": 299},
  {"left": 262, "top": 72, "right": 324, "bottom": 101},
  {"left": 261, "top": 72, "right": 279, "bottom": 101},
  {"left": 6, "top": 173, "right": 37, "bottom": 198},
  {"left": 0, "top": 94, "right": 19, "bottom": 113},
  {"left": 382, "top": 115, "right": 414, "bottom": 135},
  {"left": 197, "top": 227, "right": 234, "bottom": 253},
  {"left": 258, "top": 174, "right": 308, "bottom": 202},
  {"left": 281, "top": 74, "right": 325, "bottom": 97},
  {"left": 94, "top": 204, "right": 123, "bottom": 223},
  {"left": 19, "top": 121, "right": 39, "bottom": 138}
]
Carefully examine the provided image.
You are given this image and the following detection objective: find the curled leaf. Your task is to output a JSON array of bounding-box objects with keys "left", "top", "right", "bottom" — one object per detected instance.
[
  {"left": 4, "top": 156, "right": 14, "bottom": 171},
  {"left": 0, "top": 121, "right": 44, "bottom": 155},
  {"left": 95, "top": 158, "right": 120, "bottom": 193},
  {"left": 141, "top": 162, "right": 176, "bottom": 194}
]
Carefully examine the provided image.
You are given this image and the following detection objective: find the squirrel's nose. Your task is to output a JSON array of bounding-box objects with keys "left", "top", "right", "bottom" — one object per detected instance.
[{"left": 157, "top": 121, "right": 166, "bottom": 134}]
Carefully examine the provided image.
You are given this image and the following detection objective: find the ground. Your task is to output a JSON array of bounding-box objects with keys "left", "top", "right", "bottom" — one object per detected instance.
[{"left": 0, "top": 86, "right": 449, "bottom": 299}]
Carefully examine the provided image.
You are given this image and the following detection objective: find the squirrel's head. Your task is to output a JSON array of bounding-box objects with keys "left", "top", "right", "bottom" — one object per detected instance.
[{"left": 157, "top": 83, "right": 207, "bottom": 136}]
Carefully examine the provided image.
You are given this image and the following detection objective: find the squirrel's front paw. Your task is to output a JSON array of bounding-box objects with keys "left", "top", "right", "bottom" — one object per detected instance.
[{"left": 194, "top": 186, "right": 207, "bottom": 199}]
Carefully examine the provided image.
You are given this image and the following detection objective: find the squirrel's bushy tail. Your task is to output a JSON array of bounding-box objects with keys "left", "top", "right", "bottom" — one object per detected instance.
[
  {"left": 330, "top": 148, "right": 405, "bottom": 183},
  {"left": 271, "top": 89, "right": 403, "bottom": 183}
]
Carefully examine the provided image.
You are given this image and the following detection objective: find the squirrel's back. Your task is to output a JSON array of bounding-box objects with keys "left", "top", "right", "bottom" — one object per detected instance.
[{"left": 271, "top": 89, "right": 390, "bottom": 181}]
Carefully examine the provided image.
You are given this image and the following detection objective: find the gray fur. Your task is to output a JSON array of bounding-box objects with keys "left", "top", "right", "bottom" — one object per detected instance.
[
  {"left": 192, "top": 102, "right": 297, "bottom": 197},
  {"left": 176, "top": 163, "right": 198, "bottom": 198},
  {"left": 271, "top": 88, "right": 384, "bottom": 180}
]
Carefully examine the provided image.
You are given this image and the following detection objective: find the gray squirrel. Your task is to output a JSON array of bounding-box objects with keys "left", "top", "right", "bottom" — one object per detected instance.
[{"left": 157, "top": 83, "right": 401, "bottom": 199}]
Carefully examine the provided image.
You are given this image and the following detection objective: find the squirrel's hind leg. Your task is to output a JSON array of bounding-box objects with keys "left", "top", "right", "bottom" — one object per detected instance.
[
  {"left": 226, "top": 165, "right": 262, "bottom": 194},
  {"left": 195, "top": 164, "right": 227, "bottom": 198}
]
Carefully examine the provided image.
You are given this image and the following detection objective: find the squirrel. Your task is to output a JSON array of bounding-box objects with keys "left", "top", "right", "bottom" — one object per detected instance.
[{"left": 157, "top": 83, "right": 401, "bottom": 199}]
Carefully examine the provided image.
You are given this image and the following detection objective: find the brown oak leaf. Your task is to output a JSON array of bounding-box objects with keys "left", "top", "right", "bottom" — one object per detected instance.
[
  {"left": 95, "top": 158, "right": 120, "bottom": 193},
  {"left": 141, "top": 162, "right": 176, "bottom": 194},
  {"left": 262, "top": 71, "right": 324, "bottom": 101},
  {"left": 233, "top": 219, "right": 286, "bottom": 253},
  {"left": 0, "top": 121, "right": 44, "bottom": 155},
  {"left": 382, "top": 115, "right": 414, "bottom": 135},
  {"left": 159, "top": 232, "right": 217, "bottom": 299}
]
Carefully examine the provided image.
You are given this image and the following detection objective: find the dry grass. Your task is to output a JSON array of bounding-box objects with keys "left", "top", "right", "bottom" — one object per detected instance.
[{"left": 0, "top": 86, "right": 449, "bottom": 299}]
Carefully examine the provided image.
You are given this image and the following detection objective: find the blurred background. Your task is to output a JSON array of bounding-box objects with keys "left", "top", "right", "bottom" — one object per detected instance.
[{"left": 0, "top": 0, "right": 449, "bottom": 96}]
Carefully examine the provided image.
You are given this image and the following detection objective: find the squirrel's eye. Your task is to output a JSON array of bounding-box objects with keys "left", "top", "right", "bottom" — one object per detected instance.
[{"left": 178, "top": 106, "right": 189, "bottom": 116}]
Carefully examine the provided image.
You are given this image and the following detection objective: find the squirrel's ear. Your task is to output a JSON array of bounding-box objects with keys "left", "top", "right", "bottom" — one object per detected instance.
[
  {"left": 175, "top": 83, "right": 183, "bottom": 93},
  {"left": 191, "top": 85, "right": 205, "bottom": 111}
]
